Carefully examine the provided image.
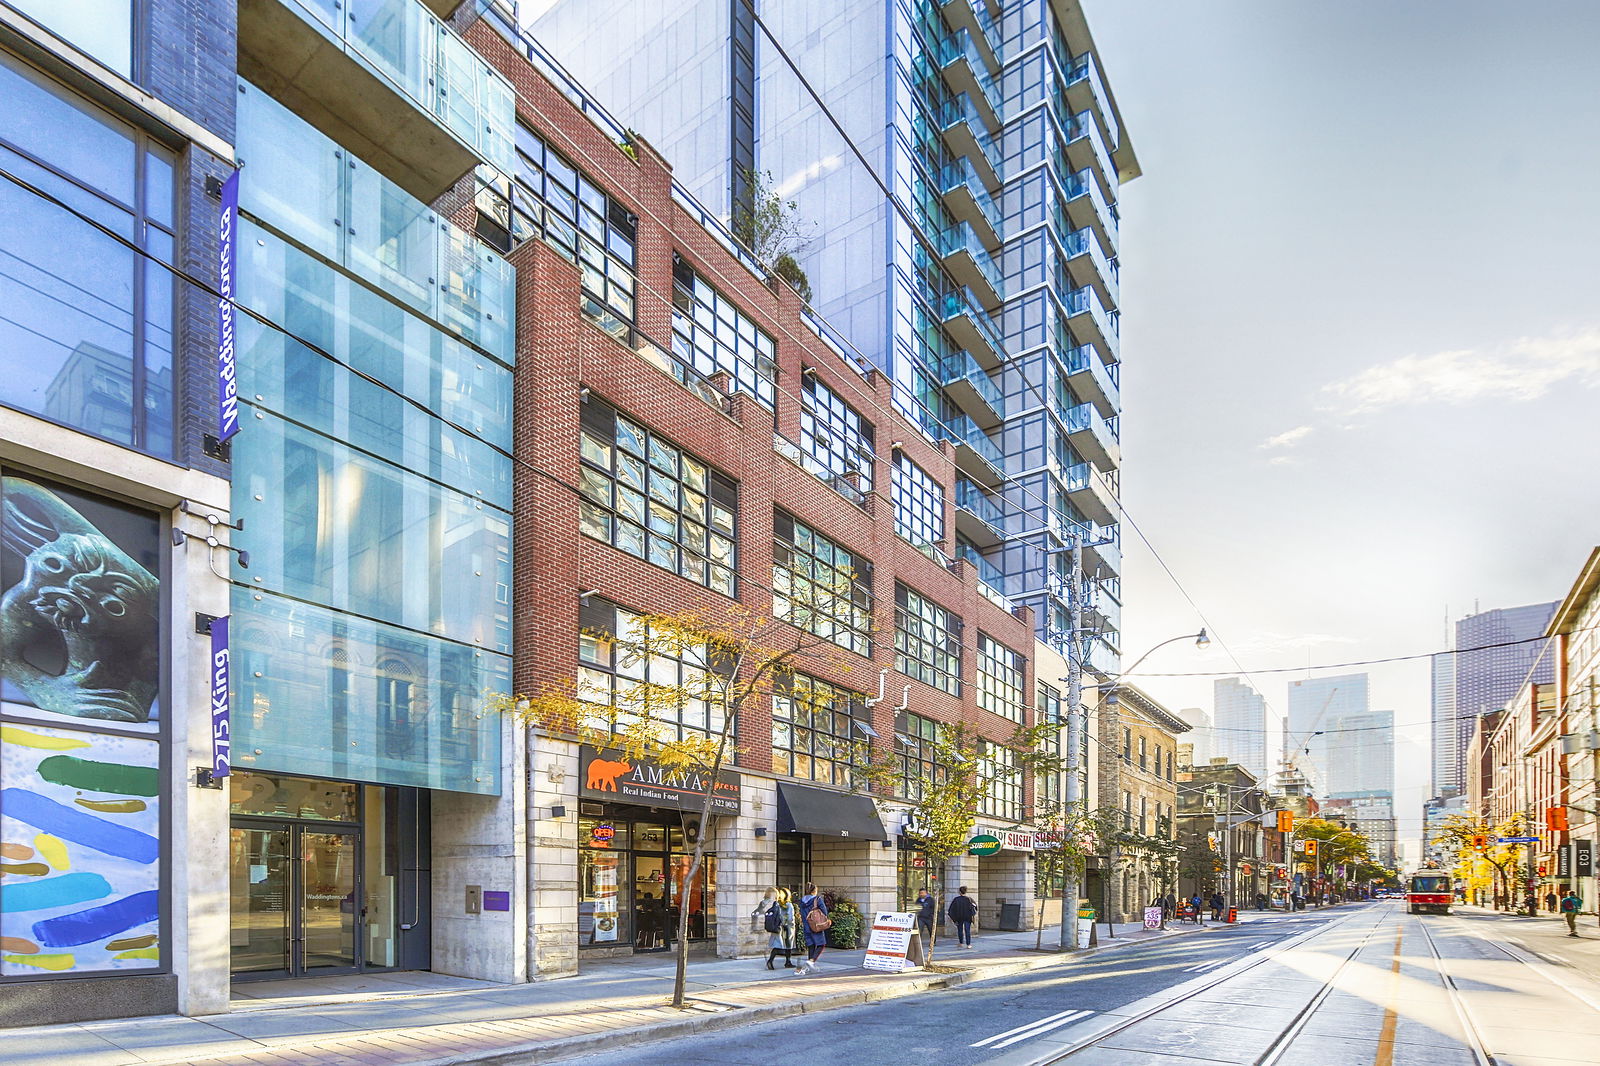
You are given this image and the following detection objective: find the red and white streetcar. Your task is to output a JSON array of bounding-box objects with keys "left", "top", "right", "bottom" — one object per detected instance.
[{"left": 1406, "top": 870, "right": 1453, "bottom": 915}]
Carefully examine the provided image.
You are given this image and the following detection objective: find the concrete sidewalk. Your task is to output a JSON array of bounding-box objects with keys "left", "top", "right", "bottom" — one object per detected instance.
[{"left": 8, "top": 914, "right": 1278, "bottom": 1066}]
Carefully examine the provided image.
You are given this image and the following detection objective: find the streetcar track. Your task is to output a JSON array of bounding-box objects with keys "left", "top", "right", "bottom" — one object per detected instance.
[
  {"left": 1414, "top": 914, "right": 1499, "bottom": 1066},
  {"left": 1007, "top": 908, "right": 1372, "bottom": 1065}
]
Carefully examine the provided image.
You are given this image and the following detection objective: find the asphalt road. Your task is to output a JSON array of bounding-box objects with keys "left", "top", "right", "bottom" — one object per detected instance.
[{"left": 548, "top": 907, "right": 1345, "bottom": 1066}]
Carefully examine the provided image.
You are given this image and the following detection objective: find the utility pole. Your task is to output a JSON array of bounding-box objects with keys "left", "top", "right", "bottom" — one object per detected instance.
[{"left": 1060, "top": 532, "right": 1083, "bottom": 952}]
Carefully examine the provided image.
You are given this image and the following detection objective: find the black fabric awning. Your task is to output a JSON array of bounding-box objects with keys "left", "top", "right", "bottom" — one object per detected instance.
[{"left": 775, "top": 783, "right": 887, "bottom": 840}]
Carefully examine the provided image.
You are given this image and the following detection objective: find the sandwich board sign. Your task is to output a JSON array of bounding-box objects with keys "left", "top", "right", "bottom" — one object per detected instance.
[{"left": 864, "top": 911, "right": 922, "bottom": 972}]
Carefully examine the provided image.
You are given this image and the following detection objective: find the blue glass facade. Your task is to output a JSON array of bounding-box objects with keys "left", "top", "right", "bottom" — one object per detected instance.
[{"left": 229, "top": 81, "right": 514, "bottom": 795}]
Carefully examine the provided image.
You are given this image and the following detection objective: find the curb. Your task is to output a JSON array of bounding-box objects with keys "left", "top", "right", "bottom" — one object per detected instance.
[{"left": 377, "top": 932, "right": 1207, "bottom": 1066}]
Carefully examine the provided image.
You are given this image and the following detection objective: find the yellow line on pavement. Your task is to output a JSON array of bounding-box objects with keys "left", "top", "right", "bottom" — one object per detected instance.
[{"left": 1375, "top": 925, "right": 1403, "bottom": 1066}]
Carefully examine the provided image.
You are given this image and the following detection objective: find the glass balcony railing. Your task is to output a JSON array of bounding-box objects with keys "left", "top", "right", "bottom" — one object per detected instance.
[
  {"left": 1064, "top": 402, "right": 1120, "bottom": 468},
  {"left": 937, "top": 349, "right": 1006, "bottom": 420},
  {"left": 943, "top": 414, "right": 1006, "bottom": 478},
  {"left": 1063, "top": 167, "right": 1119, "bottom": 251},
  {"left": 941, "top": 157, "right": 1003, "bottom": 241},
  {"left": 1062, "top": 225, "right": 1119, "bottom": 305},
  {"left": 941, "top": 287, "right": 1006, "bottom": 365},
  {"left": 1065, "top": 108, "right": 1117, "bottom": 187},
  {"left": 237, "top": 81, "right": 514, "bottom": 362},
  {"left": 276, "top": 0, "right": 514, "bottom": 175},
  {"left": 940, "top": 92, "right": 1004, "bottom": 182},
  {"left": 1064, "top": 343, "right": 1120, "bottom": 411},
  {"left": 956, "top": 536, "right": 1009, "bottom": 596},
  {"left": 1067, "top": 51, "right": 1120, "bottom": 151},
  {"left": 956, "top": 477, "right": 1007, "bottom": 533},
  {"left": 940, "top": 220, "right": 1006, "bottom": 303},
  {"left": 939, "top": 28, "right": 1002, "bottom": 127},
  {"left": 1064, "top": 284, "right": 1120, "bottom": 360}
]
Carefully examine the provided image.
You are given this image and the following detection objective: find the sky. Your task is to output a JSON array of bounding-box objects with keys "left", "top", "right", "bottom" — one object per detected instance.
[{"left": 1087, "top": 0, "right": 1600, "bottom": 860}]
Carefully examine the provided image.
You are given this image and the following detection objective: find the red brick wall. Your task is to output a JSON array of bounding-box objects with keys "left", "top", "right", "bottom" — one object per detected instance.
[{"left": 467, "top": 20, "right": 1043, "bottom": 806}]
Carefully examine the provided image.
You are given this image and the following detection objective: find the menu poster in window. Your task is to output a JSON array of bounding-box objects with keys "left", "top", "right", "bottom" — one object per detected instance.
[{"left": 592, "top": 862, "right": 618, "bottom": 943}]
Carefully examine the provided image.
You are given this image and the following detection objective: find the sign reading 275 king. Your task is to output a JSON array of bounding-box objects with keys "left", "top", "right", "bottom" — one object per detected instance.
[{"left": 579, "top": 745, "right": 741, "bottom": 815}]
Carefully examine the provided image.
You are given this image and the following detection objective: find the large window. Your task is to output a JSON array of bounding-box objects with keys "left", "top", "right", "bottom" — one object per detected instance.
[
  {"left": 894, "top": 583, "right": 962, "bottom": 695},
  {"left": 577, "top": 599, "right": 728, "bottom": 743},
  {"left": 578, "top": 397, "right": 738, "bottom": 596},
  {"left": 977, "top": 633, "right": 1025, "bottom": 722},
  {"left": 772, "top": 511, "right": 872, "bottom": 656},
  {"left": 892, "top": 453, "right": 944, "bottom": 550},
  {"left": 10, "top": 1, "right": 132, "bottom": 77},
  {"left": 895, "top": 711, "right": 946, "bottom": 801},
  {"left": 0, "top": 50, "right": 174, "bottom": 456},
  {"left": 509, "top": 124, "right": 636, "bottom": 338},
  {"left": 672, "top": 256, "right": 776, "bottom": 408},
  {"left": 1037, "top": 682, "right": 1062, "bottom": 808},
  {"left": 980, "top": 743, "right": 1023, "bottom": 822},
  {"left": 771, "top": 673, "right": 873, "bottom": 788},
  {"left": 800, "top": 374, "right": 875, "bottom": 505}
]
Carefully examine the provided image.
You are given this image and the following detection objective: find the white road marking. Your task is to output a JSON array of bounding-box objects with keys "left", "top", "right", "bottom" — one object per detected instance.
[
  {"left": 1182, "top": 958, "right": 1230, "bottom": 973},
  {"left": 1542, "top": 952, "right": 1569, "bottom": 963},
  {"left": 969, "top": 1009, "right": 1090, "bottom": 1049}
]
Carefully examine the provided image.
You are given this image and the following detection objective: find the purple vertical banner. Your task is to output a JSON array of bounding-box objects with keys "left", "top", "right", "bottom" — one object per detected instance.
[
  {"left": 216, "top": 170, "right": 241, "bottom": 442},
  {"left": 210, "top": 615, "right": 231, "bottom": 779}
]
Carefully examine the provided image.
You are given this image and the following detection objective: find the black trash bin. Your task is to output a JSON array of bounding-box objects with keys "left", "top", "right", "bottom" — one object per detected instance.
[{"left": 999, "top": 902, "right": 1023, "bottom": 931}]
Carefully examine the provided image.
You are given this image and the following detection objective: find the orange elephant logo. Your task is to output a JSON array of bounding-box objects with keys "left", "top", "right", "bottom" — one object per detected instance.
[{"left": 586, "top": 758, "right": 633, "bottom": 792}]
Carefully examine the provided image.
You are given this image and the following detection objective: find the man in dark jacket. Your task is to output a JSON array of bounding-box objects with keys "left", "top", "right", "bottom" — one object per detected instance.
[
  {"left": 1209, "top": 892, "right": 1225, "bottom": 921},
  {"left": 948, "top": 886, "right": 979, "bottom": 948},
  {"left": 915, "top": 889, "right": 935, "bottom": 941}
]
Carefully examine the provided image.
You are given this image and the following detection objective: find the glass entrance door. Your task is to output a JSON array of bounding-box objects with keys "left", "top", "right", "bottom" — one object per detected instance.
[{"left": 230, "top": 822, "right": 361, "bottom": 977}]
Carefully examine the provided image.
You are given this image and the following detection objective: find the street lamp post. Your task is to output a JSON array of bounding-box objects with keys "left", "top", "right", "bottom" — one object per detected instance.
[{"left": 1083, "top": 626, "right": 1209, "bottom": 938}]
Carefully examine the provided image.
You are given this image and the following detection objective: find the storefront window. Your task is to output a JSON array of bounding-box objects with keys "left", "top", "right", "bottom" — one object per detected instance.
[{"left": 579, "top": 815, "right": 716, "bottom": 951}]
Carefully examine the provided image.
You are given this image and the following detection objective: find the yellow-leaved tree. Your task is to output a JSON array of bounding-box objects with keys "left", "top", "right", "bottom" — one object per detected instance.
[{"left": 491, "top": 573, "right": 870, "bottom": 1009}]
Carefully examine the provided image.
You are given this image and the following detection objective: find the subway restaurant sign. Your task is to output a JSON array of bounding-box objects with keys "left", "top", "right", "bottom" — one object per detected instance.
[
  {"left": 968, "top": 834, "right": 1001, "bottom": 856},
  {"left": 972, "top": 827, "right": 1036, "bottom": 852}
]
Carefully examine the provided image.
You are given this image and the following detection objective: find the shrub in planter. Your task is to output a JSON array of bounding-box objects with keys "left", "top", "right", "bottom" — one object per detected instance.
[{"left": 824, "top": 895, "right": 864, "bottom": 949}]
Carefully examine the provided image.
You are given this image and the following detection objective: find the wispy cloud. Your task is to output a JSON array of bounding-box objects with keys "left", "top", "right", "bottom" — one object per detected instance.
[
  {"left": 1260, "top": 425, "right": 1314, "bottom": 450},
  {"left": 1228, "top": 631, "right": 1362, "bottom": 657},
  {"left": 1321, "top": 328, "right": 1600, "bottom": 414}
]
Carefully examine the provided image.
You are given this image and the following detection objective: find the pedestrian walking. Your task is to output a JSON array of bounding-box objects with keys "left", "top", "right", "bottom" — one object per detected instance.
[
  {"left": 794, "top": 882, "right": 831, "bottom": 974},
  {"left": 1209, "top": 892, "right": 1224, "bottom": 921},
  {"left": 1189, "top": 892, "right": 1205, "bottom": 923},
  {"left": 1254, "top": 892, "right": 1267, "bottom": 911},
  {"left": 1561, "top": 888, "right": 1583, "bottom": 937},
  {"left": 1545, "top": 891, "right": 1558, "bottom": 913},
  {"left": 948, "top": 885, "right": 979, "bottom": 948},
  {"left": 915, "top": 888, "right": 936, "bottom": 942},
  {"left": 759, "top": 887, "right": 796, "bottom": 968}
]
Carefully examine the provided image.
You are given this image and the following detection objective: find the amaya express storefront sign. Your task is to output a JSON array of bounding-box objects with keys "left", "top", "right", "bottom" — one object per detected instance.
[{"left": 579, "top": 746, "right": 742, "bottom": 815}]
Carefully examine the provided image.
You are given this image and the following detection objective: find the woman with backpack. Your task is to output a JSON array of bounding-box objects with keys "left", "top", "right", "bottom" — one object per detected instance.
[
  {"left": 756, "top": 887, "right": 797, "bottom": 968},
  {"left": 794, "top": 882, "right": 831, "bottom": 975}
]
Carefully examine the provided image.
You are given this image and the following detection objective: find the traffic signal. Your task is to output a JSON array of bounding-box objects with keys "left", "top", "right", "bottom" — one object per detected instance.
[
  {"left": 1470, "top": 834, "right": 1488, "bottom": 850},
  {"left": 1304, "top": 840, "right": 1319, "bottom": 857},
  {"left": 1276, "top": 810, "right": 1294, "bottom": 833},
  {"left": 1547, "top": 807, "right": 1570, "bottom": 832},
  {"left": 1207, "top": 831, "right": 1220, "bottom": 852}
]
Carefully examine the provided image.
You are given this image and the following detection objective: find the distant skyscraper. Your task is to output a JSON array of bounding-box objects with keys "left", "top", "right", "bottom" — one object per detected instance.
[
  {"left": 1324, "top": 710, "right": 1395, "bottom": 797},
  {"left": 1286, "top": 673, "right": 1369, "bottom": 792},
  {"left": 1182, "top": 706, "right": 1213, "bottom": 764},
  {"left": 1213, "top": 678, "right": 1267, "bottom": 781},
  {"left": 1430, "top": 651, "right": 1458, "bottom": 799},
  {"left": 1435, "top": 602, "right": 1559, "bottom": 798}
]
